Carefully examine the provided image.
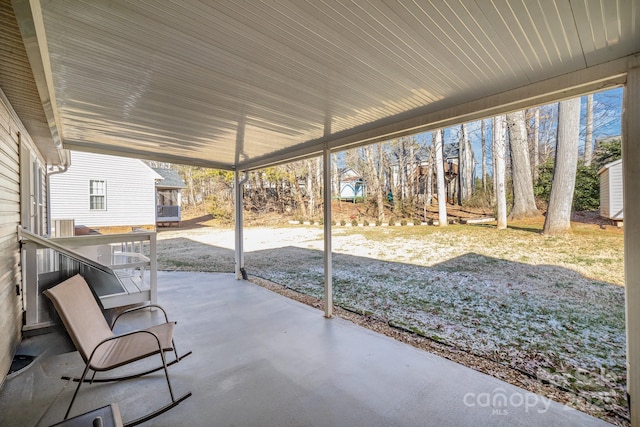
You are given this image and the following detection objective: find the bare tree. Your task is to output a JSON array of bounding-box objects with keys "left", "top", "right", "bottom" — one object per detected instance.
[
  {"left": 584, "top": 93, "right": 594, "bottom": 166},
  {"left": 434, "top": 129, "right": 447, "bottom": 227},
  {"left": 458, "top": 123, "right": 474, "bottom": 204},
  {"left": 332, "top": 153, "right": 340, "bottom": 197},
  {"left": 543, "top": 97, "right": 581, "bottom": 235},
  {"left": 507, "top": 110, "right": 538, "bottom": 219},
  {"left": 364, "top": 144, "right": 385, "bottom": 223},
  {"left": 493, "top": 116, "right": 508, "bottom": 229},
  {"left": 425, "top": 143, "right": 434, "bottom": 206},
  {"left": 306, "top": 159, "right": 315, "bottom": 218},
  {"left": 532, "top": 107, "right": 540, "bottom": 180},
  {"left": 286, "top": 162, "right": 307, "bottom": 218},
  {"left": 481, "top": 119, "right": 487, "bottom": 191}
]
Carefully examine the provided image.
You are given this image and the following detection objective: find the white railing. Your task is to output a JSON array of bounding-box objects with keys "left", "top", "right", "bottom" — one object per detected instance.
[
  {"left": 19, "top": 228, "right": 157, "bottom": 330},
  {"left": 157, "top": 205, "right": 180, "bottom": 221}
]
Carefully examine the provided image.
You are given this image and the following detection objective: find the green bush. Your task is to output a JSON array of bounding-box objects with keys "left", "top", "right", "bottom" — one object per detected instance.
[
  {"left": 413, "top": 218, "right": 422, "bottom": 226},
  {"left": 351, "top": 219, "right": 359, "bottom": 226},
  {"left": 400, "top": 219, "right": 408, "bottom": 226},
  {"left": 534, "top": 154, "right": 613, "bottom": 212},
  {"left": 534, "top": 158, "right": 554, "bottom": 203},
  {"left": 363, "top": 220, "right": 369, "bottom": 226},
  {"left": 594, "top": 138, "right": 621, "bottom": 170},
  {"left": 340, "top": 219, "right": 346, "bottom": 226},
  {"left": 573, "top": 162, "right": 600, "bottom": 211},
  {"left": 388, "top": 218, "right": 395, "bottom": 226}
]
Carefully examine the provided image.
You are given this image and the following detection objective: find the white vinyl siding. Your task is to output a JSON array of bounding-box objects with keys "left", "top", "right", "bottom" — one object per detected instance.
[
  {"left": 89, "top": 179, "right": 106, "bottom": 210},
  {"left": 50, "top": 151, "right": 160, "bottom": 228},
  {"left": 0, "top": 91, "right": 28, "bottom": 383},
  {"left": 599, "top": 160, "right": 623, "bottom": 220}
]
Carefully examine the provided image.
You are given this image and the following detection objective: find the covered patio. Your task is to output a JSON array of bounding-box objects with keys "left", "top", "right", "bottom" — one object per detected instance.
[
  {"left": 0, "top": 271, "right": 610, "bottom": 426},
  {"left": 1, "top": 0, "right": 640, "bottom": 425}
]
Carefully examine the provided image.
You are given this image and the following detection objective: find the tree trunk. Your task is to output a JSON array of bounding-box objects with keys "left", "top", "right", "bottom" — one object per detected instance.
[
  {"left": 365, "top": 144, "right": 385, "bottom": 222},
  {"left": 378, "top": 143, "right": 388, "bottom": 219},
  {"left": 332, "top": 153, "right": 339, "bottom": 198},
  {"left": 533, "top": 107, "right": 540, "bottom": 180},
  {"left": 316, "top": 157, "right": 322, "bottom": 217},
  {"left": 434, "top": 129, "right": 447, "bottom": 227},
  {"left": 426, "top": 143, "right": 434, "bottom": 207},
  {"left": 464, "top": 126, "right": 474, "bottom": 196},
  {"left": 306, "top": 160, "right": 314, "bottom": 218},
  {"left": 458, "top": 124, "right": 465, "bottom": 204},
  {"left": 290, "top": 168, "right": 307, "bottom": 218},
  {"left": 584, "top": 93, "right": 594, "bottom": 166},
  {"left": 481, "top": 119, "right": 487, "bottom": 192},
  {"left": 493, "top": 116, "right": 508, "bottom": 229},
  {"left": 543, "top": 97, "right": 581, "bottom": 235},
  {"left": 507, "top": 110, "right": 538, "bottom": 219}
]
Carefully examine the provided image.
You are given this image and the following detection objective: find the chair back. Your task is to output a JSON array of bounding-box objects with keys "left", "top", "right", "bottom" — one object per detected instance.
[{"left": 44, "top": 274, "right": 114, "bottom": 361}]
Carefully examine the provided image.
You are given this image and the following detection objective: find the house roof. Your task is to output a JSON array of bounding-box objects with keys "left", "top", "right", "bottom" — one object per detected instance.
[
  {"left": 153, "top": 167, "right": 186, "bottom": 189},
  {"left": 4, "top": 1, "right": 639, "bottom": 170},
  {"left": 597, "top": 158, "right": 623, "bottom": 175}
]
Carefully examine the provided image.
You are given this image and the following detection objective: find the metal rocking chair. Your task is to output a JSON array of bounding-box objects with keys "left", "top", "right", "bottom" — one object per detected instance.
[{"left": 44, "top": 274, "right": 192, "bottom": 427}]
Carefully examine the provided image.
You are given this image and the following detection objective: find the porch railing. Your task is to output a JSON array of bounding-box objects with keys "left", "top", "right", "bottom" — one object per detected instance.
[
  {"left": 157, "top": 205, "right": 180, "bottom": 220},
  {"left": 19, "top": 228, "right": 157, "bottom": 330}
]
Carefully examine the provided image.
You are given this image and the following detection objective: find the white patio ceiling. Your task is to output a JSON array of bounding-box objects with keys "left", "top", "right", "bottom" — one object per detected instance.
[{"left": 10, "top": 0, "right": 640, "bottom": 170}]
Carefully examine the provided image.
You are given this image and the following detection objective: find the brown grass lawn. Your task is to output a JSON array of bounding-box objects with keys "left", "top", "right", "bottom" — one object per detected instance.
[{"left": 157, "top": 214, "right": 626, "bottom": 425}]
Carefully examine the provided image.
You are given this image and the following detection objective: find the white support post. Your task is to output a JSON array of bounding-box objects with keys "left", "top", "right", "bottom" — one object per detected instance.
[
  {"left": 323, "top": 147, "right": 333, "bottom": 318},
  {"left": 149, "top": 232, "right": 157, "bottom": 306},
  {"left": 234, "top": 171, "right": 245, "bottom": 280},
  {"left": 623, "top": 66, "right": 640, "bottom": 426}
]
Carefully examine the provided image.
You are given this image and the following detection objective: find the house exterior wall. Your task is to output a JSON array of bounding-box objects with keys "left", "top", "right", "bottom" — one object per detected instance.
[
  {"left": 49, "top": 151, "right": 159, "bottom": 231},
  {"left": 599, "top": 160, "right": 623, "bottom": 220},
  {"left": 600, "top": 170, "right": 611, "bottom": 218},
  {"left": 0, "top": 91, "right": 27, "bottom": 384}
]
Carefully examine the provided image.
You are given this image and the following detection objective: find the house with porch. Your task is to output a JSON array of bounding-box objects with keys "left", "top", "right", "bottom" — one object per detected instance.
[
  {"left": 152, "top": 165, "right": 186, "bottom": 227},
  {"left": 1, "top": 0, "right": 640, "bottom": 425},
  {"left": 49, "top": 151, "right": 162, "bottom": 235},
  {"left": 337, "top": 168, "right": 366, "bottom": 201}
]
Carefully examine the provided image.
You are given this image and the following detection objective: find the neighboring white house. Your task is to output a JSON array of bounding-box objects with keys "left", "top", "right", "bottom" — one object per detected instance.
[
  {"left": 338, "top": 168, "right": 366, "bottom": 201},
  {"left": 50, "top": 151, "right": 162, "bottom": 234},
  {"left": 599, "top": 159, "right": 623, "bottom": 224},
  {"left": 152, "top": 165, "right": 186, "bottom": 227}
]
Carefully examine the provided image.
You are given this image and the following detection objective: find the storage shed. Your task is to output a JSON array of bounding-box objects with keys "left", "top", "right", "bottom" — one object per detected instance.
[{"left": 598, "top": 159, "right": 623, "bottom": 223}]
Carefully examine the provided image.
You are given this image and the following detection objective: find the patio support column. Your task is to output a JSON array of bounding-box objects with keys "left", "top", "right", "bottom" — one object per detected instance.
[
  {"left": 234, "top": 171, "right": 246, "bottom": 280},
  {"left": 323, "top": 146, "right": 333, "bottom": 318},
  {"left": 624, "top": 66, "right": 640, "bottom": 426}
]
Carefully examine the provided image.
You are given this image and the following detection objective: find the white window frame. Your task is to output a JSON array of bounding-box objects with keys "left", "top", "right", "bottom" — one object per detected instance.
[{"left": 89, "top": 179, "right": 106, "bottom": 210}]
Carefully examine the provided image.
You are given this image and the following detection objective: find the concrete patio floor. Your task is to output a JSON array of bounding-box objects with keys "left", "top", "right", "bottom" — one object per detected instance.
[{"left": 0, "top": 271, "right": 611, "bottom": 426}]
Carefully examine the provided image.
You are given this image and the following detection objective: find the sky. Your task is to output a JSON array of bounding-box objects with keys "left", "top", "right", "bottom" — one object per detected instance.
[
  {"left": 419, "top": 86, "right": 623, "bottom": 176},
  {"left": 332, "top": 86, "right": 623, "bottom": 177}
]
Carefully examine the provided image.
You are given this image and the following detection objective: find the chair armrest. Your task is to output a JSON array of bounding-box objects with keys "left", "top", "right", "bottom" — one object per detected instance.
[{"left": 111, "top": 304, "right": 170, "bottom": 329}]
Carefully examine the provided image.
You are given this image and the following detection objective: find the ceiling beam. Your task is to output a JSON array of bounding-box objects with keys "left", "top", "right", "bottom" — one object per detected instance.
[
  {"left": 12, "top": 0, "right": 63, "bottom": 153},
  {"left": 63, "top": 140, "right": 233, "bottom": 170},
  {"left": 239, "top": 54, "right": 637, "bottom": 171}
]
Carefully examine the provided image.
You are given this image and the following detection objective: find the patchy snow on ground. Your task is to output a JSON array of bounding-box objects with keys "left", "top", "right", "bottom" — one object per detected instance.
[{"left": 157, "top": 224, "right": 627, "bottom": 420}]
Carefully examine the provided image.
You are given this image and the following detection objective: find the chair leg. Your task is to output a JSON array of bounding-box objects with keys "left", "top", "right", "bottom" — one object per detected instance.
[
  {"left": 172, "top": 339, "right": 182, "bottom": 363},
  {"left": 121, "top": 349, "right": 193, "bottom": 427},
  {"left": 159, "top": 349, "right": 175, "bottom": 401},
  {"left": 64, "top": 362, "right": 92, "bottom": 420}
]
